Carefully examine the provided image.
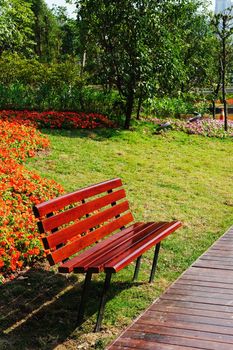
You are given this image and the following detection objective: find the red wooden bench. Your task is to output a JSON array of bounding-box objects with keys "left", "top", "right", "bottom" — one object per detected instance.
[{"left": 33, "top": 178, "right": 182, "bottom": 332}]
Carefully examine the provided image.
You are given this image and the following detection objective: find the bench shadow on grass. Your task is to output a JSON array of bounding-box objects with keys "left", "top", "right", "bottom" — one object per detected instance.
[{"left": 0, "top": 267, "right": 143, "bottom": 350}]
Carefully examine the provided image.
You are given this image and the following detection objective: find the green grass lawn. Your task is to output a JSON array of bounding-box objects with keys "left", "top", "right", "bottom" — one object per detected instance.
[{"left": 1, "top": 124, "right": 232, "bottom": 349}]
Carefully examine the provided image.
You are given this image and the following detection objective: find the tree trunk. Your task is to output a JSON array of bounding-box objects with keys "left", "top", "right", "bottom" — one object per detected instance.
[
  {"left": 212, "top": 99, "right": 216, "bottom": 119},
  {"left": 136, "top": 88, "right": 143, "bottom": 120},
  {"left": 124, "top": 92, "right": 134, "bottom": 129}
]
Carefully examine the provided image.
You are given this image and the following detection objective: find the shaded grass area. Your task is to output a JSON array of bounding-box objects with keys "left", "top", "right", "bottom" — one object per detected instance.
[{"left": 1, "top": 123, "right": 233, "bottom": 349}]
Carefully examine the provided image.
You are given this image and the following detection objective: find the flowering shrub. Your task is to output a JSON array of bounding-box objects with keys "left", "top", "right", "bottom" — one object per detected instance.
[
  {"left": 172, "top": 119, "right": 233, "bottom": 138},
  {"left": 148, "top": 116, "right": 233, "bottom": 138},
  {"left": 0, "top": 110, "right": 115, "bottom": 129},
  {"left": 0, "top": 119, "right": 63, "bottom": 283}
]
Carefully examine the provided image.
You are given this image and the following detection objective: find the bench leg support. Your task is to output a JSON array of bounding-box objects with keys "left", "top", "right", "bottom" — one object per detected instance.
[
  {"left": 94, "top": 271, "right": 112, "bottom": 332},
  {"left": 77, "top": 270, "right": 93, "bottom": 326},
  {"left": 133, "top": 255, "right": 142, "bottom": 281},
  {"left": 149, "top": 242, "right": 161, "bottom": 283}
]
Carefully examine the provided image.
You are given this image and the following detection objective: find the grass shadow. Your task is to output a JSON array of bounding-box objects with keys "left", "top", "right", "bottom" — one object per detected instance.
[
  {"left": 41, "top": 127, "right": 123, "bottom": 142},
  {"left": 0, "top": 267, "right": 143, "bottom": 350}
]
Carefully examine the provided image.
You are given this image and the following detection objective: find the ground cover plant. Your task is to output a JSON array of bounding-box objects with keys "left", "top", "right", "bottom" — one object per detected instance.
[
  {"left": 0, "top": 119, "right": 64, "bottom": 283},
  {"left": 1, "top": 122, "right": 231, "bottom": 349}
]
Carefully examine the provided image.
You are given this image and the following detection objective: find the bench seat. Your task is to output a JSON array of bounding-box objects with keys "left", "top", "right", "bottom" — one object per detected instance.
[{"left": 58, "top": 221, "right": 180, "bottom": 274}]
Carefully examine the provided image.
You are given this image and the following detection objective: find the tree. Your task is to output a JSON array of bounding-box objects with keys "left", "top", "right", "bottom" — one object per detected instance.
[
  {"left": 52, "top": 5, "right": 81, "bottom": 59},
  {"left": 211, "top": 7, "right": 233, "bottom": 131},
  {"left": 153, "top": 1, "right": 215, "bottom": 95},
  {"left": 0, "top": 0, "right": 35, "bottom": 56},
  {"left": 28, "top": 0, "right": 61, "bottom": 62},
  {"left": 76, "top": 0, "right": 213, "bottom": 128},
  {"left": 77, "top": 0, "right": 160, "bottom": 129}
]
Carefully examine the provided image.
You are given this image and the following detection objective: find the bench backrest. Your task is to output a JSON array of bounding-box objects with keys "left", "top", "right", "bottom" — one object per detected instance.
[{"left": 33, "top": 178, "right": 134, "bottom": 266}]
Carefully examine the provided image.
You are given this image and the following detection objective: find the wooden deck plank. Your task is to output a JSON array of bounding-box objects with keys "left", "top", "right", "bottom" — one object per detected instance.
[
  {"left": 128, "top": 321, "right": 233, "bottom": 342},
  {"left": 168, "top": 283, "right": 233, "bottom": 295},
  {"left": 144, "top": 310, "right": 233, "bottom": 327},
  {"left": 150, "top": 302, "right": 233, "bottom": 319},
  {"left": 110, "top": 339, "right": 201, "bottom": 350},
  {"left": 119, "top": 332, "right": 233, "bottom": 350},
  {"left": 107, "top": 226, "right": 233, "bottom": 350}
]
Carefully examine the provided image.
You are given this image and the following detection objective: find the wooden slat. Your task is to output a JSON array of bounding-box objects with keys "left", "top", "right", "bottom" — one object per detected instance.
[
  {"left": 40, "top": 189, "right": 126, "bottom": 233},
  {"left": 158, "top": 299, "right": 233, "bottom": 313},
  {"left": 33, "top": 178, "right": 122, "bottom": 218},
  {"left": 143, "top": 310, "right": 233, "bottom": 328},
  {"left": 171, "top": 279, "right": 233, "bottom": 290},
  {"left": 168, "top": 283, "right": 233, "bottom": 295},
  {"left": 137, "top": 315, "right": 233, "bottom": 336},
  {"left": 49, "top": 213, "right": 134, "bottom": 265},
  {"left": 130, "top": 323, "right": 233, "bottom": 343},
  {"left": 193, "top": 261, "right": 233, "bottom": 270},
  {"left": 73, "top": 222, "right": 165, "bottom": 273},
  {"left": 58, "top": 222, "right": 142, "bottom": 273},
  {"left": 163, "top": 287, "right": 233, "bottom": 300},
  {"left": 105, "top": 221, "right": 182, "bottom": 273},
  {"left": 110, "top": 341, "right": 199, "bottom": 350},
  {"left": 118, "top": 331, "right": 233, "bottom": 350},
  {"left": 150, "top": 302, "right": 233, "bottom": 320},
  {"left": 181, "top": 274, "right": 233, "bottom": 284},
  {"left": 200, "top": 255, "right": 233, "bottom": 262},
  {"left": 43, "top": 201, "right": 130, "bottom": 249},
  {"left": 160, "top": 292, "right": 233, "bottom": 306}
]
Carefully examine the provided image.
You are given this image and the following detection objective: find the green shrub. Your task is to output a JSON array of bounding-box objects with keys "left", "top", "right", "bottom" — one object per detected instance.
[
  {"left": 0, "top": 53, "right": 123, "bottom": 119},
  {"left": 143, "top": 95, "right": 208, "bottom": 118}
]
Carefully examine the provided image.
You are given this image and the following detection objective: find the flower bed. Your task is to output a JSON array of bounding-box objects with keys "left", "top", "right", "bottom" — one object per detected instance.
[
  {"left": 0, "top": 110, "right": 114, "bottom": 129},
  {"left": 0, "top": 119, "right": 64, "bottom": 283},
  {"left": 149, "top": 117, "right": 233, "bottom": 138},
  {"left": 173, "top": 118, "right": 233, "bottom": 138}
]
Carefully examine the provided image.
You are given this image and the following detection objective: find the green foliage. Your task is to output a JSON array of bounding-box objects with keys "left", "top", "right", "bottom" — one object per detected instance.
[
  {"left": 0, "top": 53, "right": 122, "bottom": 115},
  {"left": 0, "top": 0, "right": 35, "bottom": 55},
  {"left": 52, "top": 6, "right": 81, "bottom": 59},
  {"left": 0, "top": 53, "right": 46, "bottom": 85},
  {"left": 143, "top": 95, "right": 208, "bottom": 118},
  {"left": 77, "top": 0, "right": 160, "bottom": 128},
  {"left": 76, "top": 0, "right": 216, "bottom": 128},
  {"left": 28, "top": 0, "right": 62, "bottom": 62},
  {"left": 0, "top": 0, "right": 226, "bottom": 127}
]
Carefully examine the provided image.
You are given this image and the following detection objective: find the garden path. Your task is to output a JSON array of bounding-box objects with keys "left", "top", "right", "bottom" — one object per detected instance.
[{"left": 107, "top": 226, "right": 233, "bottom": 350}]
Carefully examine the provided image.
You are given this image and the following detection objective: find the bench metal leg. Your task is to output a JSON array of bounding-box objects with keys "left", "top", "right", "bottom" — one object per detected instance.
[
  {"left": 94, "top": 271, "right": 112, "bottom": 332},
  {"left": 133, "top": 255, "right": 142, "bottom": 281},
  {"left": 149, "top": 242, "right": 161, "bottom": 283},
  {"left": 77, "top": 270, "right": 93, "bottom": 326}
]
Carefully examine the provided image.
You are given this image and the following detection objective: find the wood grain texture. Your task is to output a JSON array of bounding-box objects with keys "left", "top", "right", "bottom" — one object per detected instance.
[
  {"left": 41, "top": 189, "right": 126, "bottom": 232},
  {"left": 107, "top": 226, "right": 233, "bottom": 350},
  {"left": 33, "top": 178, "right": 122, "bottom": 217},
  {"left": 50, "top": 213, "right": 134, "bottom": 265},
  {"left": 73, "top": 222, "right": 164, "bottom": 273},
  {"left": 43, "top": 201, "right": 130, "bottom": 249},
  {"left": 105, "top": 221, "right": 181, "bottom": 273},
  {"left": 58, "top": 222, "right": 143, "bottom": 273}
]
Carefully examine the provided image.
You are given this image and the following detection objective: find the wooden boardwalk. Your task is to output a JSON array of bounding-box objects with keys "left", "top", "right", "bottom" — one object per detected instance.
[{"left": 108, "top": 226, "right": 233, "bottom": 350}]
